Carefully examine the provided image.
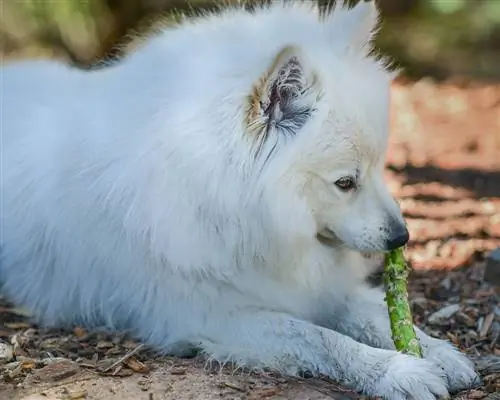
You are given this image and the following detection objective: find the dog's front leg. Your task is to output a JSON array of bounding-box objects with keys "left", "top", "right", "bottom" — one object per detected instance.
[
  {"left": 320, "top": 285, "right": 480, "bottom": 393},
  {"left": 197, "top": 309, "right": 448, "bottom": 399}
]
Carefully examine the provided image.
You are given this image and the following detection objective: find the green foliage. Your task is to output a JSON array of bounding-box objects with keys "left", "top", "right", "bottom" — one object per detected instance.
[
  {"left": 375, "top": 0, "right": 500, "bottom": 80},
  {"left": 429, "top": 0, "right": 465, "bottom": 15}
]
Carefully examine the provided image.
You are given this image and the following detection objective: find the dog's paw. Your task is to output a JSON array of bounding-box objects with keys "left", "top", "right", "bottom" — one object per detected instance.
[
  {"left": 424, "top": 339, "right": 480, "bottom": 393},
  {"left": 367, "top": 353, "right": 449, "bottom": 400}
]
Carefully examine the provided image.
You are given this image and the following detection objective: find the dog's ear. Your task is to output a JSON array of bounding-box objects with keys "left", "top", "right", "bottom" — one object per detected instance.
[
  {"left": 326, "top": 0, "right": 380, "bottom": 56},
  {"left": 246, "top": 46, "right": 317, "bottom": 158}
]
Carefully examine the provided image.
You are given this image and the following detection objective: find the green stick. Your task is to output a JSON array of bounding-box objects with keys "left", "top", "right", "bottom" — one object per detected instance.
[{"left": 383, "top": 247, "right": 423, "bottom": 357}]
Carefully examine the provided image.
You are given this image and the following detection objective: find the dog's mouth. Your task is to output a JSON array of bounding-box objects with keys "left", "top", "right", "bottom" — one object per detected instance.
[
  {"left": 316, "top": 228, "right": 339, "bottom": 247},
  {"left": 316, "top": 228, "right": 346, "bottom": 250},
  {"left": 316, "top": 228, "right": 381, "bottom": 259}
]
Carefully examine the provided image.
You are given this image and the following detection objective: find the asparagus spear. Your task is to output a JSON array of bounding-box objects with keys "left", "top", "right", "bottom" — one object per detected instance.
[{"left": 383, "top": 247, "right": 423, "bottom": 357}]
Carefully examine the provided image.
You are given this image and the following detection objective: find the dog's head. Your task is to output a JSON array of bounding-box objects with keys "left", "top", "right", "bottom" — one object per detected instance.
[{"left": 245, "top": 1, "right": 408, "bottom": 253}]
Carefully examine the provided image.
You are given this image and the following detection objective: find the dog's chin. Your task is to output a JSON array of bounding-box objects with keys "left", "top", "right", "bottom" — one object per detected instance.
[{"left": 316, "top": 229, "right": 383, "bottom": 259}]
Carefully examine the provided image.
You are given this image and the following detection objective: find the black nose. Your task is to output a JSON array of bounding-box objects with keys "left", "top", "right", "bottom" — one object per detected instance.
[{"left": 385, "top": 225, "right": 410, "bottom": 250}]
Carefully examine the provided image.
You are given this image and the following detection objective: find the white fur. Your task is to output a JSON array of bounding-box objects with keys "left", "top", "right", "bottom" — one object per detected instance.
[{"left": 0, "top": 1, "right": 478, "bottom": 398}]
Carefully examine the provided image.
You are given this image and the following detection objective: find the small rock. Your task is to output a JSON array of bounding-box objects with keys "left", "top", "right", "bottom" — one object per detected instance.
[
  {"left": 427, "top": 304, "right": 461, "bottom": 325},
  {"left": 484, "top": 247, "right": 500, "bottom": 285},
  {"left": 0, "top": 341, "right": 14, "bottom": 364},
  {"left": 33, "top": 359, "right": 80, "bottom": 382}
]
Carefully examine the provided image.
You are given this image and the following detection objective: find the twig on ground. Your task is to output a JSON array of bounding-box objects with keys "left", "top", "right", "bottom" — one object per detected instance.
[{"left": 101, "top": 343, "right": 145, "bottom": 373}]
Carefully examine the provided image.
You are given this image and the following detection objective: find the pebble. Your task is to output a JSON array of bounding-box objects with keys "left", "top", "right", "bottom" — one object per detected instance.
[
  {"left": 0, "top": 342, "right": 14, "bottom": 364},
  {"left": 427, "top": 304, "right": 461, "bottom": 325}
]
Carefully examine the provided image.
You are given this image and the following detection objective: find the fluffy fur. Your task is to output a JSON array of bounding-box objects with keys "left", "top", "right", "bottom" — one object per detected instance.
[{"left": 1, "top": 1, "right": 479, "bottom": 398}]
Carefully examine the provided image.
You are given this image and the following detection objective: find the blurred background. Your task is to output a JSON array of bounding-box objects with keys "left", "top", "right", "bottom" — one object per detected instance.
[{"left": 1, "top": 0, "right": 500, "bottom": 81}]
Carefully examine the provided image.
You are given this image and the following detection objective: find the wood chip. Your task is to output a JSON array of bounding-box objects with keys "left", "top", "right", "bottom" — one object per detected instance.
[
  {"left": 111, "top": 365, "right": 134, "bottom": 377},
  {"left": 170, "top": 367, "right": 187, "bottom": 375},
  {"left": 0, "top": 306, "right": 33, "bottom": 318},
  {"left": 126, "top": 357, "right": 149, "bottom": 373},
  {"left": 427, "top": 304, "right": 461, "bottom": 325},
  {"left": 4, "top": 322, "right": 31, "bottom": 329},
  {"left": 220, "top": 380, "right": 246, "bottom": 392},
  {"left": 96, "top": 341, "right": 114, "bottom": 349},
  {"left": 479, "top": 313, "right": 495, "bottom": 338},
  {"left": 250, "top": 388, "right": 281, "bottom": 398},
  {"left": 73, "top": 327, "right": 87, "bottom": 338},
  {"left": 33, "top": 360, "right": 80, "bottom": 382},
  {"left": 21, "top": 360, "right": 36, "bottom": 370},
  {"left": 101, "top": 343, "right": 144, "bottom": 373},
  {"left": 65, "top": 390, "right": 88, "bottom": 399},
  {"left": 484, "top": 247, "right": 500, "bottom": 285},
  {"left": 467, "top": 389, "right": 488, "bottom": 399},
  {"left": 7, "top": 362, "right": 24, "bottom": 379}
]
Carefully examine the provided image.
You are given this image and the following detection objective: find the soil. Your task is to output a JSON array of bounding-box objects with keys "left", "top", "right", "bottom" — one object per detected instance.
[{"left": 1, "top": 78, "right": 499, "bottom": 400}]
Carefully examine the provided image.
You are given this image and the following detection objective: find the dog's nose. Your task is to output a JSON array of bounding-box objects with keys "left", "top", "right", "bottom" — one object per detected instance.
[{"left": 385, "top": 224, "right": 410, "bottom": 250}]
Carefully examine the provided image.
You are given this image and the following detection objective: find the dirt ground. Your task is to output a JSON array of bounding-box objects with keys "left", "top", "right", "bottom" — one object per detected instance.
[{"left": 1, "top": 78, "right": 500, "bottom": 399}]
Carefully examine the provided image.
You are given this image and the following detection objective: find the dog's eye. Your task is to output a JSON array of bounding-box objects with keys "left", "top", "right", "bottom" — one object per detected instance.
[{"left": 334, "top": 177, "right": 356, "bottom": 192}]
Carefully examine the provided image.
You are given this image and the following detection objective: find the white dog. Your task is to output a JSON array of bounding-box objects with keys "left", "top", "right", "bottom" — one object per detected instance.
[{"left": 0, "top": 1, "right": 479, "bottom": 398}]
